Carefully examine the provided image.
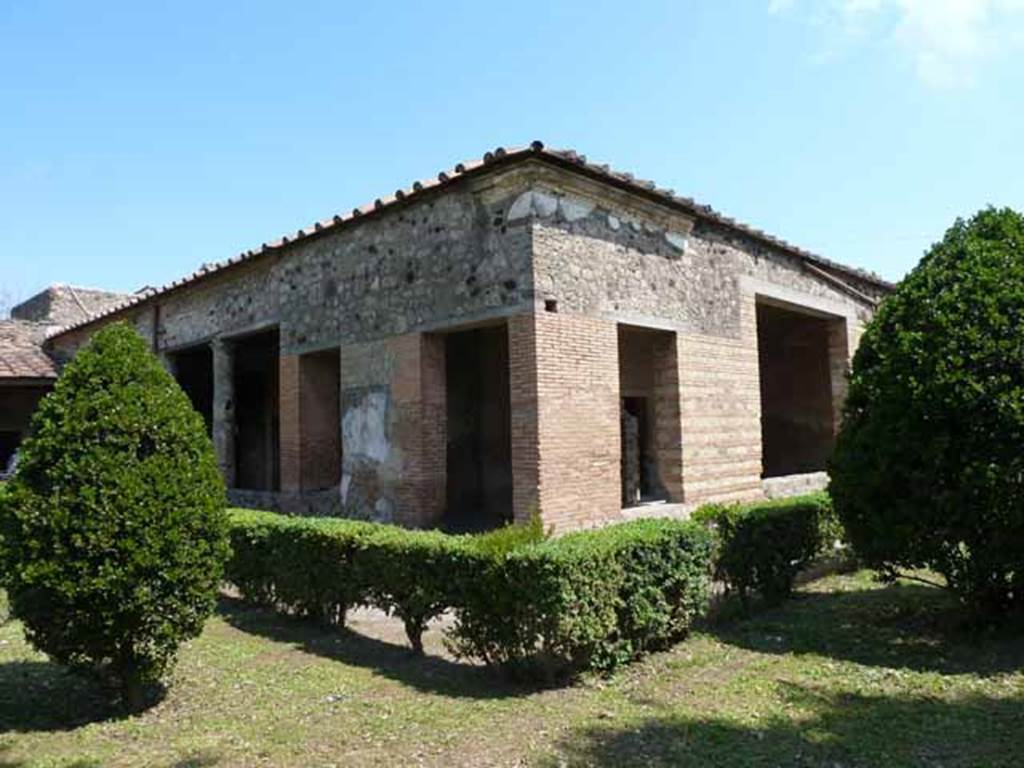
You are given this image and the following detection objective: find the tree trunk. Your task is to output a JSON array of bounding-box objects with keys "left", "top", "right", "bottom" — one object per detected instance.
[{"left": 404, "top": 617, "right": 425, "bottom": 655}]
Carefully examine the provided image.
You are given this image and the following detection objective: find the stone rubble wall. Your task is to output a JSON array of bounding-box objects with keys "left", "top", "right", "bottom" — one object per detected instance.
[{"left": 45, "top": 159, "right": 880, "bottom": 529}]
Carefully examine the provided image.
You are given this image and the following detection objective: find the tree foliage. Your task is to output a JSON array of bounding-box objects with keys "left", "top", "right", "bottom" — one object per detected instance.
[
  {"left": 830, "top": 208, "right": 1024, "bottom": 615},
  {"left": 0, "top": 323, "right": 229, "bottom": 708}
]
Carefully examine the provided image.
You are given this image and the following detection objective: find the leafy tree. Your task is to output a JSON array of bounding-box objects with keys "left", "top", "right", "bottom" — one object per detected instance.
[
  {"left": 830, "top": 208, "right": 1024, "bottom": 616},
  {"left": 0, "top": 323, "right": 229, "bottom": 708}
]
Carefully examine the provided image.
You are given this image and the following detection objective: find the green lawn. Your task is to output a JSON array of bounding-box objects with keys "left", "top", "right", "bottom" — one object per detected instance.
[{"left": 1, "top": 571, "right": 1021, "bottom": 767}]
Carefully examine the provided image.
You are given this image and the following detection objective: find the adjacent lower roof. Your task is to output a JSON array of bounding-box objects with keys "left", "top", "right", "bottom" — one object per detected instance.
[
  {"left": 48, "top": 142, "right": 893, "bottom": 340},
  {"left": 0, "top": 321, "right": 58, "bottom": 380}
]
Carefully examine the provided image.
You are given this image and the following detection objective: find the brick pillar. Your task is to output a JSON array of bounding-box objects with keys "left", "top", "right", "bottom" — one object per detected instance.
[
  {"left": 678, "top": 294, "right": 764, "bottom": 505},
  {"left": 211, "top": 337, "right": 236, "bottom": 488},
  {"left": 651, "top": 332, "right": 683, "bottom": 502},
  {"left": 508, "top": 313, "right": 540, "bottom": 523},
  {"left": 338, "top": 333, "right": 446, "bottom": 527},
  {"left": 279, "top": 353, "right": 301, "bottom": 492},
  {"left": 418, "top": 333, "right": 447, "bottom": 525},
  {"left": 827, "top": 317, "right": 851, "bottom": 436},
  {"left": 531, "top": 311, "right": 621, "bottom": 532}
]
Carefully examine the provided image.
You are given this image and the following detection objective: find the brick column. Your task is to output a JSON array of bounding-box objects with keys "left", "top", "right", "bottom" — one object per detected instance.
[
  {"left": 678, "top": 294, "right": 764, "bottom": 505},
  {"left": 279, "top": 353, "right": 301, "bottom": 492},
  {"left": 338, "top": 333, "right": 446, "bottom": 527},
  {"left": 827, "top": 317, "right": 851, "bottom": 436},
  {"left": 211, "top": 337, "right": 236, "bottom": 488},
  {"left": 531, "top": 311, "right": 621, "bottom": 531},
  {"left": 508, "top": 313, "right": 540, "bottom": 523},
  {"left": 651, "top": 332, "right": 683, "bottom": 501},
  {"left": 390, "top": 333, "right": 447, "bottom": 528}
]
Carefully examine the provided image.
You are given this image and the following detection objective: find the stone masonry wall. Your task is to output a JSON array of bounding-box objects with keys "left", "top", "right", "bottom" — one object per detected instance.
[
  {"left": 45, "top": 158, "right": 880, "bottom": 529},
  {"left": 48, "top": 180, "right": 536, "bottom": 526},
  {"left": 519, "top": 164, "right": 875, "bottom": 514}
]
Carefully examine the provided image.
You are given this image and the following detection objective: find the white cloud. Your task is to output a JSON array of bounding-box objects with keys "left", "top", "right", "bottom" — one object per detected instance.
[{"left": 773, "top": 0, "right": 1024, "bottom": 87}]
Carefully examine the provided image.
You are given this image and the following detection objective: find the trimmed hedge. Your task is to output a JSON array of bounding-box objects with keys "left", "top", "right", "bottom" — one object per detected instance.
[
  {"left": 225, "top": 510, "right": 382, "bottom": 624},
  {"left": 225, "top": 511, "right": 714, "bottom": 677},
  {"left": 448, "top": 519, "right": 715, "bottom": 678},
  {"left": 226, "top": 510, "right": 485, "bottom": 654},
  {"left": 355, "top": 526, "right": 474, "bottom": 654},
  {"left": 692, "top": 492, "right": 840, "bottom": 607},
  {"left": 226, "top": 496, "right": 840, "bottom": 677}
]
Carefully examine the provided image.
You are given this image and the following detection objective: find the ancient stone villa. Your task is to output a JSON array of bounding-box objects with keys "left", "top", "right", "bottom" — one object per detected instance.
[{"left": 1, "top": 143, "right": 891, "bottom": 531}]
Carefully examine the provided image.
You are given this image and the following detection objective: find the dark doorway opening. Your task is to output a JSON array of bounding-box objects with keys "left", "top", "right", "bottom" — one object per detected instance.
[
  {"left": 171, "top": 345, "right": 213, "bottom": 435},
  {"left": 0, "top": 431, "right": 19, "bottom": 473},
  {"left": 234, "top": 329, "right": 280, "bottom": 491},
  {"left": 756, "top": 302, "right": 837, "bottom": 478},
  {"left": 618, "top": 325, "right": 680, "bottom": 506},
  {"left": 299, "top": 348, "right": 341, "bottom": 490},
  {"left": 444, "top": 323, "right": 512, "bottom": 532},
  {"left": 620, "top": 395, "right": 649, "bottom": 506}
]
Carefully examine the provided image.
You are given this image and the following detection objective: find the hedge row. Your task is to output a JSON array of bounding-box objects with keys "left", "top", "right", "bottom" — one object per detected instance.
[
  {"left": 225, "top": 510, "right": 714, "bottom": 677},
  {"left": 226, "top": 493, "right": 841, "bottom": 677},
  {"left": 449, "top": 519, "right": 715, "bottom": 677},
  {"left": 692, "top": 492, "right": 841, "bottom": 606}
]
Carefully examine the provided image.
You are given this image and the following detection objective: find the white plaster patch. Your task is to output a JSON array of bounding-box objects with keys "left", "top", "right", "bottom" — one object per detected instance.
[
  {"left": 507, "top": 191, "right": 534, "bottom": 222},
  {"left": 532, "top": 191, "right": 559, "bottom": 218},
  {"left": 665, "top": 231, "right": 689, "bottom": 252},
  {"left": 342, "top": 391, "right": 389, "bottom": 463},
  {"left": 559, "top": 196, "right": 595, "bottom": 222},
  {"left": 374, "top": 498, "right": 393, "bottom": 522}
]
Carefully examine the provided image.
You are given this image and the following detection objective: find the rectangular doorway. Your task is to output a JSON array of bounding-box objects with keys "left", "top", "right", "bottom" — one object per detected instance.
[
  {"left": 756, "top": 301, "right": 843, "bottom": 477},
  {"left": 170, "top": 344, "right": 213, "bottom": 435},
  {"left": 234, "top": 329, "right": 280, "bottom": 491},
  {"left": 618, "top": 324, "right": 681, "bottom": 506},
  {"left": 444, "top": 323, "right": 512, "bottom": 532}
]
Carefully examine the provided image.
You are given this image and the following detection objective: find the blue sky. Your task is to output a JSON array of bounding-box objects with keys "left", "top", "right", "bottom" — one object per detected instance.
[{"left": 2, "top": 1, "right": 1023, "bottom": 304}]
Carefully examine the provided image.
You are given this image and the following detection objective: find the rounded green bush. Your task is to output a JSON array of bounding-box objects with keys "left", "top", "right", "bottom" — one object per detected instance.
[
  {"left": 830, "top": 208, "right": 1024, "bottom": 615},
  {"left": 0, "top": 323, "right": 229, "bottom": 707}
]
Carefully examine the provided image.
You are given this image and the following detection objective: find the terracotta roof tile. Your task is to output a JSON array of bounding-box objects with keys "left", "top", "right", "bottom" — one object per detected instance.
[
  {"left": 0, "top": 320, "right": 58, "bottom": 379},
  {"left": 48, "top": 141, "right": 893, "bottom": 340}
]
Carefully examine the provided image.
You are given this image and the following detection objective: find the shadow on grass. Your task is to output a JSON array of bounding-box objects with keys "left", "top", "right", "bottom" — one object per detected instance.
[
  {"left": 218, "top": 596, "right": 541, "bottom": 700},
  {"left": 0, "top": 660, "right": 134, "bottom": 734},
  {"left": 545, "top": 683, "right": 1024, "bottom": 768},
  {"left": 707, "top": 581, "right": 1024, "bottom": 677}
]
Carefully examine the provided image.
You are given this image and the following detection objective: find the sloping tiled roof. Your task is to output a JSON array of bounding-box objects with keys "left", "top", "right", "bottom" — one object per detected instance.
[
  {"left": 48, "top": 142, "right": 893, "bottom": 340},
  {"left": 11, "top": 284, "right": 128, "bottom": 326},
  {"left": 0, "top": 320, "right": 58, "bottom": 380}
]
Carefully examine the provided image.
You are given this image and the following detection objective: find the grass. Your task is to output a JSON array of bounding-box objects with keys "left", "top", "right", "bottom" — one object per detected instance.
[{"left": 0, "top": 571, "right": 1022, "bottom": 767}]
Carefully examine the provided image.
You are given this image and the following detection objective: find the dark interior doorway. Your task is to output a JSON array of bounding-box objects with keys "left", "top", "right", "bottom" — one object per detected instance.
[
  {"left": 234, "top": 329, "right": 280, "bottom": 491},
  {"left": 618, "top": 324, "right": 680, "bottom": 506},
  {"left": 620, "top": 395, "right": 649, "bottom": 506},
  {"left": 444, "top": 323, "right": 512, "bottom": 532},
  {"left": 756, "top": 302, "right": 836, "bottom": 478},
  {"left": 0, "top": 431, "right": 19, "bottom": 473},
  {"left": 171, "top": 345, "right": 213, "bottom": 435}
]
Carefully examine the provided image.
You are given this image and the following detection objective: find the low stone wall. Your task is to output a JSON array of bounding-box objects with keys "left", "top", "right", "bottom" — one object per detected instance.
[
  {"left": 761, "top": 471, "right": 829, "bottom": 499},
  {"left": 227, "top": 488, "right": 341, "bottom": 517}
]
